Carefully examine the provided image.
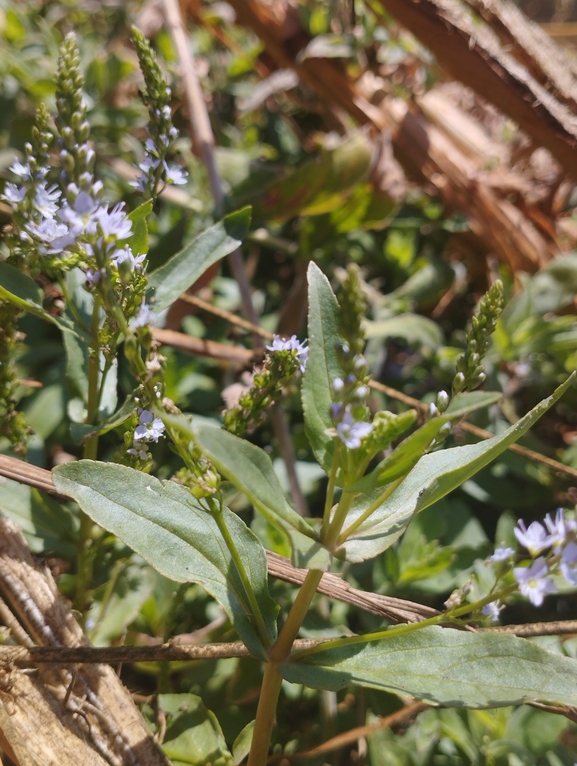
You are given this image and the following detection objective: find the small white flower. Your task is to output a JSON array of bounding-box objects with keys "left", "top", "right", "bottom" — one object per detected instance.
[
  {"left": 95, "top": 203, "right": 132, "bottom": 240},
  {"left": 2, "top": 183, "right": 26, "bottom": 204},
  {"left": 336, "top": 406, "right": 373, "bottom": 449},
  {"left": 9, "top": 160, "right": 31, "bottom": 179},
  {"left": 34, "top": 182, "right": 61, "bottom": 218}
]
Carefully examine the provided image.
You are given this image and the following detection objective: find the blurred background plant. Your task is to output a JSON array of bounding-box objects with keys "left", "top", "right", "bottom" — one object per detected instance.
[{"left": 1, "top": 0, "right": 577, "bottom": 764}]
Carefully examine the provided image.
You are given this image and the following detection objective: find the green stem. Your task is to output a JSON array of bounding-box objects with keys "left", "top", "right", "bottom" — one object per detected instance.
[
  {"left": 211, "top": 503, "right": 272, "bottom": 651},
  {"left": 248, "top": 569, "right": 324, "bottom": 766},
  {"left": 58, "top": 275, "right": 90, "bottom": 334},
  {"left": 291, "top": 583, "right": 519, "bottom": 662},
  {"left": 322, "top": 491, "right": 354, "bottom": 550},
  {"left": 75, "top": 294, "right": 102, "bottom": 618},
  {"left": 320, "top": 443, "right": 341, "bottom": 541},
  {"left": 337, "top": 477, "right": 404, "bottom": 544}
]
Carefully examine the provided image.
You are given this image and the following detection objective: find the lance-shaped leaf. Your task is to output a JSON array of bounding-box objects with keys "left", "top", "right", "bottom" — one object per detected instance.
[
  {"left": 301, "top": 262, "right": 345, "bottom": 474},
  {"left": 52, "top": 460, "right": 278, "bottom": 658},
  {"left": 127, "top": 200, "right": 153, "bottom": 256},
  {"left": 281, "top": 626, "right": 577, "bottom": 708},
  {"left": 339, "top": 374, "right": 574, "bottom": 562},
  {"left": 349, "top": 390, "right": 503, "bottom": 494},
  {"left": 192, "top": 423, "right": 331, "bottom": 570},
  {"left": 147, "top": 207, "right": 251, "bottom": 312}
]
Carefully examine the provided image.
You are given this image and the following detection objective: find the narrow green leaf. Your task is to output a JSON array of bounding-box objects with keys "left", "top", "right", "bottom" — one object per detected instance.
[
  {"left": 147, "top": 207, "right": 252, "bottom": 312},
  {"left": 193, "top": 423, "right": 313, "bottom": 538},
  {"left": 349, "top": 391, "right": 502, "bottom": 494},
  {"left": 52, "top": 460, "right": 278, "bottom": 658},
  {"left": 282, "top": 626, "right": 577, "bottom": 708},
  {"left": 232, "top": 721, "right": 254, "bottom": 766},
  {"left": 340, "top": 375, "right": 574, "bottom": 562},
  {"left": 301, "top": 262, "right": 345, "bottom": 473}
]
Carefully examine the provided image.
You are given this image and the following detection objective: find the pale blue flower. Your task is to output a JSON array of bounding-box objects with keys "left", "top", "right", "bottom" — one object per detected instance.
[
  {"left": 490, "top": 546, "right": 515, "bottom": 563},
  {"left": 544, "top": 508, "right": 576, "bottom": 549},
  {"left": 34, "top": 183, "right": 61, "bottom": 218},
  {"left": 336, "top": 406, "right": 373, "bottom": 449},
  {"left": 26, "top": 218, "right": 74, "bottom": 253},
  {"left": 130, "top": 299, "right": 157, "bottom": 330},
  {"left": 560, "top": 541, "right": 577, "bottom": 585},
  {"left": 134, "top": 409, "right": 165, "bottom": 442},
  {"left": 514, "top": 520, "right": 554, "bottom": 556},
  {"left": 111, "top": 246, "right": 146, "bottom": 272},
  {"left": 481, "top": 601, "right": 504, "bottom": 622},
  {"left": 2, "top": 183, "right": 26, "bottom": 204},
  {"left": 9, "top": 160, "right": 31, "bottom": 179},
  {"left": 163, "top": 161, "right": 188, "bottom": 185},
  {"left": 513, "top": 557, "right": 557, "bottom": 606},
  {"left": 58, "top": 191, "right": 99, "bottom": 236},
  {"left": 95, "top": 203, "right": 132, "bottom": 240},
  {"left": 85, "top": 268, "right": 102, "bottom": 288}
]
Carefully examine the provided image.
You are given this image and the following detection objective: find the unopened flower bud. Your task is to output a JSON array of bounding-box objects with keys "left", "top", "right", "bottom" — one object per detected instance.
[{"left": 436, "top": 390, "right": 449, "bottom": 412}]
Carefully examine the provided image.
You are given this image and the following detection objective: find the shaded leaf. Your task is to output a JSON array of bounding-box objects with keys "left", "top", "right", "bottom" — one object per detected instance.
[
  {"left": 253, "top": 134, "right": 372, "bottom": 220},
  {"left": 158, "top": 694, "right": 233, "bottom": 766},
  {"left": 282, "top": 626, "right": 577, "bottom": 708},
  {"left": 365, "top": 313, "right": 444, "bottom": 349},
  {"left": 52, "top": 461, "right": 278, "bottom": 658},
  {"left": 0, "top": 477, "right": 78, "bottom": 557},
  {"left": 192, "top": 422, "right": 330, "bottom": 569}
]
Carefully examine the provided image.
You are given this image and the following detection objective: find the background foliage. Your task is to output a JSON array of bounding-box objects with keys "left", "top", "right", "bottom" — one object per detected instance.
[{"left": 1, "top": 0, "right": 577, "bottom": 764}]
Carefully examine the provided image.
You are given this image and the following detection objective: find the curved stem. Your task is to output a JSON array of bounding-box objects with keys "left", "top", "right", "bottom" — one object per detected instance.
[
  {"left": 291, "top": 583, "right": 520, "bottom": 662},
  {"left": 320, "top": 443, "right": 341, "bottom": 541}
]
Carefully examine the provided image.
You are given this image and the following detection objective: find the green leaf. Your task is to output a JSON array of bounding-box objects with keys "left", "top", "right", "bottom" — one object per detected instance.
[
  {"left": 301, "top": 262, "right": 344, "bottom": 474},
  {"left": 349, "top": 391, "right": 503, "bottom": 494},
  {"left": 147, "top": 208, "right": 252, "bottom": 312},
  {"left": 191, "top": 422, "right": 330, "bottom": 569},
  {"left": 0, "top": 477, "right": 78, "bottom": 557},
  {"left": 340, "top": 375, "right": 574, "bottom": 562},
  {"left": 232, "top": 721, "right": 254, "bottom": 766},
  {"left": 70, "top": 394, "right": 136, "bottom": 444},
  {"left": 282, "top": 626, "right": 577, "bottom": 708},
  {"left": 158, "top": 694, "right": 233, "bottom": 766},
  {"left": 52, "top": 461, "right": 278, "bottom": 658},
  {"left": 126, "top": 200, "right": 153, "bottom": 255}
]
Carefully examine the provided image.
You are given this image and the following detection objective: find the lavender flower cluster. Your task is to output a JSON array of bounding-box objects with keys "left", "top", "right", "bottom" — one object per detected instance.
[
  {"left": 483, "top": 509, "right": 577, "bottom": 619},
  {"left": 266, "top": 335, "right": 308, "bottom": 373}
]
